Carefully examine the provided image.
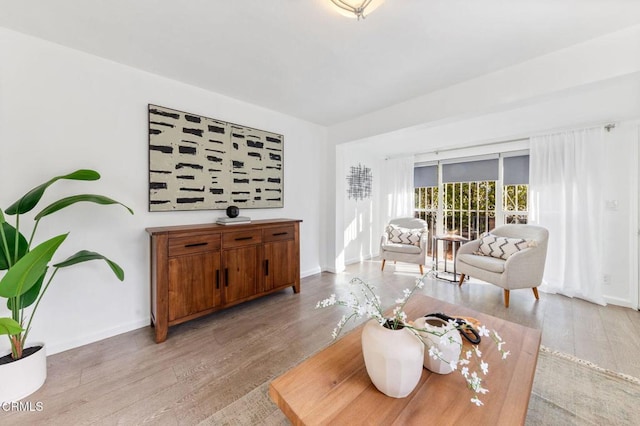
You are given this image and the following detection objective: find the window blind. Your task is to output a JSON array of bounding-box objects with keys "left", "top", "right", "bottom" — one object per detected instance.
[
  {"left": 503, "top": 155, "right": 529, "bottom": 184},
  {"left": 414, "top": 165, "right": 437, "bottom": 187},
  {"left": 442, "top": 159, "right": 498, "bottom": 183}
]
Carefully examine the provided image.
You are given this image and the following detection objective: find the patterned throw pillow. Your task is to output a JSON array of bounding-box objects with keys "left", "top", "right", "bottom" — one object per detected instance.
[
  {"left": 477, "top": 234, "right": 529, "bottom": 260},
  {"left": 386, "top": 224, "right": 424, "bottom": 246}
]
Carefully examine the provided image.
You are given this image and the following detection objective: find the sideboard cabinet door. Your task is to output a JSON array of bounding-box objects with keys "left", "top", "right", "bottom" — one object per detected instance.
[
  {"left": 168, "top": 251, "right": 221, "bottom": 321},
  {"left": 222, "top": 245, "right": 261, "bottom": 305},
  {"left": 264, "top": 239, "right": 297, "bottom": 291}
]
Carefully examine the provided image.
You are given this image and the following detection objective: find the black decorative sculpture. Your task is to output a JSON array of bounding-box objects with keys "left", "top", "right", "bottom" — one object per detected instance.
[{"left": 226, "top": 205, "right": 240, "bottom": 218}]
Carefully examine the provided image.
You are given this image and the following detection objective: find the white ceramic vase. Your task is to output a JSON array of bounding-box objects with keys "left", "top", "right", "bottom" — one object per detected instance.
[
  {"left": 361, "top": 319, "right": 424, "bottom": 398},
  {"left": 413, "top": 316, "right": 462, "bottom": 374},
  {"left": 0, "top": 343, "right": 47, "bottom": 402}
]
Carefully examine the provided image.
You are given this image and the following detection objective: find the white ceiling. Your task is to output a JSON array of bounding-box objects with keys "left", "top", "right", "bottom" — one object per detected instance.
[{"left": 2, "top": 0, "right": 640, "bottom": 127}]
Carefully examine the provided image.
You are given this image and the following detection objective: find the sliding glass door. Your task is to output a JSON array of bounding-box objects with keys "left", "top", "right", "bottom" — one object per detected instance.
[{"left": 414, "top": 154, "right": 529, "bottom": 256}]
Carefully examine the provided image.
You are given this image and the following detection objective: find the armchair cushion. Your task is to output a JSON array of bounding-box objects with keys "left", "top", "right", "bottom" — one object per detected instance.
[
  {"left": 476, "top": 234, "right": 530, "bottom": 260},
  {"left": 457, "top": 253, "right": 506, "bottom": 273},
  {"left": 386, "top": 224, "right": 425, "bottom": 247},
  {"left": 381, "top": 242, "right": 423, "bottom": 254}
]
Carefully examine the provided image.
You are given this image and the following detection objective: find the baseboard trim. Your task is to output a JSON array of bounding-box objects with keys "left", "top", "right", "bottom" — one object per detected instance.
[
  {"left": 603, "top": 295, "right": 638, "bottom": 310},
  {"left": 301, "top": 266, "right": 322, "bottom": 278},
  {"left": 46, "top": 318, "right": 150, "bottom": 356}
]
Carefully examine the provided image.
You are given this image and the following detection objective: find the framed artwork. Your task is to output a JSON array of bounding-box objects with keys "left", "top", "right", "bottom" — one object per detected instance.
[{"left": 148, "top": 104, "right": 284, "bottom": 211}]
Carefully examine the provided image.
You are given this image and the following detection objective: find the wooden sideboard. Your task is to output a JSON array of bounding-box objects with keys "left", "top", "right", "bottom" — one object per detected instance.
[{"left": 146, "top": 219, "right": 301, "bottom": 343}]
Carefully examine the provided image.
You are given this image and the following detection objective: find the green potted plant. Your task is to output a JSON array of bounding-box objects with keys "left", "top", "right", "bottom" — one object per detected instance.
[{"left": 0, "top": 169, "right": 132, "bottom": 401}]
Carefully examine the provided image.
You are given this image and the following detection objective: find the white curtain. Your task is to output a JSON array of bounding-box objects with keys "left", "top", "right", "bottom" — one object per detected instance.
[
  {"left": 529, "top": 127, "right": 606, "bottom": 305},
  {"left": 380, "top": 156, "right": 415, "bottom": 224}
]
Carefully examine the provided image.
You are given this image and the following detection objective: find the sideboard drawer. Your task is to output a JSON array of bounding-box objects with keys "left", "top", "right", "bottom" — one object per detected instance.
[
  {"left": 263, "top": 225, "right": 295, "bottom": 242},
  {"left": 222, "top": 229, "right": 262, "bottom": 248},
  {"left": 169, "top": 234, "right": 221, "bottom": 257}
]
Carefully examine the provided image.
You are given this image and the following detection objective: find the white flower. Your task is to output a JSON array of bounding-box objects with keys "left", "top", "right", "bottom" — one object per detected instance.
[
  {"left": 502, "top": 350, "right": 511, "bottom": 360},
  {"left": 316, "top": 294, "right": 337, "bottom": 308},
  {"left": 480, "top": 361, "right": 489, "bottom": 375},
  {"left": 467, "top": 372, "right": 482, "bottom": 392},
  {"left": 471, "top": 396, "right": 484, "bottom": 406},
  {"left": 461, "top": 366, "right": 469, "bottom": 378},
  {"left": 466, "top": 350, "right": 473, "bottom": 359},
  {"left": 477, "top": 325, "right": 490, "bottom": 337},
  {"left": 473, "top": 346, "right": 482, "bottom": 357}
]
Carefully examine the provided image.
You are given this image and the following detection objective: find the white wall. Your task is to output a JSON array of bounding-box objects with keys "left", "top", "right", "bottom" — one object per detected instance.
[
  {"left": 600, "top": 120, "right": 639, "bottom": 308},
  {"left": 0, "top": 27, "right": 328, "bottom": 355},
  {"left": 336, "top": 146, "right": 381, "bottom": 268}
]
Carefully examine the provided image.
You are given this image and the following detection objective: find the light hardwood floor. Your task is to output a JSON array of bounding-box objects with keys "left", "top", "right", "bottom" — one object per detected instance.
[{"left": 4, "top": 260, "right": 640, "bottom": 424}]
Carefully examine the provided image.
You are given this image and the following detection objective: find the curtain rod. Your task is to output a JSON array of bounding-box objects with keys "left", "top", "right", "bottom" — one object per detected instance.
[
  {"left": 386, "top": 137, "right": 529, "bottom": 160},
  {"left": 386, "top": 121, "right": 617, "bottom": 160},
  {"left": 428, "top": 137, "right": 528, "bottom": 156}
]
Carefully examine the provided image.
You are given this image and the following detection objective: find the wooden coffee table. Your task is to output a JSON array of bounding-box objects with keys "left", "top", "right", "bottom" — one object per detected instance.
[{"left": 269, "top": 295, "right": 541, "bottom": 425}]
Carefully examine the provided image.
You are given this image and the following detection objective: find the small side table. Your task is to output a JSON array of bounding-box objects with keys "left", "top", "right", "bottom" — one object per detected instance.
[{"left": 432, "top": 234, "right": 469, "bottom": 282}]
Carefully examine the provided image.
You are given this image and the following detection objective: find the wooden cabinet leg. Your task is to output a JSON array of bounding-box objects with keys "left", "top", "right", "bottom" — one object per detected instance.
[
  {"left": 155, "top": 321, "right": 168, "bottom": 343},
  {"left": 381, "top": 259, "right": 386, "bottom": 271},
  {"left": 532, "top": 287, "right": 539, "bottom": 300},
  {"left": 503, "top": 289, "right": 510, "bottom": 308},
  {"left": 419, "top": 264, "right": 424, "bottom": 275},
  {"left": 458, "top": 274, "right": 465, "bottom": 286}
]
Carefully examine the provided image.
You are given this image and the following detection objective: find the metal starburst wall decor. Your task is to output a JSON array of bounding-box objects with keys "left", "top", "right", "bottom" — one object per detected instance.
[{"left": 347, "top": 163, "right": 372, "bottom": 200}]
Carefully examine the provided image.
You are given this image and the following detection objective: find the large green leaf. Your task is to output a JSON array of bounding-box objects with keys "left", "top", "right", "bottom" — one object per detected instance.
[
  {"left": 0, "top": 222, "right": 29, "bottom": 270},
  {"left": 0, "top": 234, "right": 67, "bottom": 298},
  {"left": 34, "top": 194, "right": 134, "bottom": 220},
  {"left": 0, "top": 317, "right": 23, "bottom": 336},
  {"left": 5, "top": 169, "right": 101, "bottom": 215},
  {"left": 54, "top": 250, "right": 125, "bottom": 281},
  {"left": 7, "top": 270, "right": 45, "bottom": 310}
]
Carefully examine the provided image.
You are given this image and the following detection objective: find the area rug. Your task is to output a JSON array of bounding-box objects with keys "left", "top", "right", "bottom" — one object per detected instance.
[
  {"left": 201, "top": 346, "right": 640, "bottom": 425},
  {"left": 526, "top": 346, "right": 640, "bottom": 425}
]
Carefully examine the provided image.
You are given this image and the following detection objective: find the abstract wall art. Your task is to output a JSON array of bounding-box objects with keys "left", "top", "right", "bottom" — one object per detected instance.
[
  {"left": 148, "top": 104, "right": 284, "bottom": 211},
  {"left": 346, "top": 163, "right": 372, "bottom": 200}
]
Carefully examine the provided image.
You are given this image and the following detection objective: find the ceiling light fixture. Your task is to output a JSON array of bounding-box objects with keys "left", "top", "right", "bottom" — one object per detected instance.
[{"left": 330, "top": 0, "right": 376, "bottom": 20}]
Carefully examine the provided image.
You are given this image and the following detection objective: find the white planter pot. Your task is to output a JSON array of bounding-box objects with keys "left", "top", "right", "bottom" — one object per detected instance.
[
  {"left": 0, "top": 343, "right": 47, "bottom": 402},
  {"left": 361, "top": 319, "right": 424, "bottom": 398},
  {"left": 413, "top": 316, "right": 462, "bottom": 374}
]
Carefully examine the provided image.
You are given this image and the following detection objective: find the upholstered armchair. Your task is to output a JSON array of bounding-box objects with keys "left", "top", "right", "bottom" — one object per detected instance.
[
  {"left": 380, "top": 217, "right": 429, "bottom": 274},
  {"left": 455, "top": 224, "right": 549, "bottom": 307}
]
